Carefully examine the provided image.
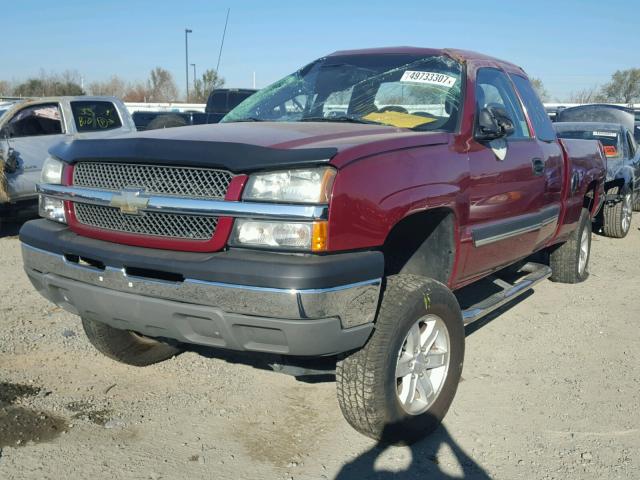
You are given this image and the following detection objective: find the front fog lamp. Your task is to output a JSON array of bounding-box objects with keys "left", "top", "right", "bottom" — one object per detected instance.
[
  {"left": 40, "top": 157, "right": 64, "bottom": 185},
  {"left": 232, "top": 220, "right": 327, "bottom": 251},
  {"left": 39, "top": 196, "right": 67, "bottom": 224},
  {"left": 243, "top": 167, "right": 336, "bottom": 203}
]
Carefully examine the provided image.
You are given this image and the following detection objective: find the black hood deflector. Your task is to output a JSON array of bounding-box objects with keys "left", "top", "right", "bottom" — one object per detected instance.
[{"left": 50, "top": 138, "right": 338, "bottom": 173}]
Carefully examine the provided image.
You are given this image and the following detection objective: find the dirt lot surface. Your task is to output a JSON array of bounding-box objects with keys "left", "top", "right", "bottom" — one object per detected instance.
[{"left": 1, "top": 219, "right": 639, "bottom": 480}]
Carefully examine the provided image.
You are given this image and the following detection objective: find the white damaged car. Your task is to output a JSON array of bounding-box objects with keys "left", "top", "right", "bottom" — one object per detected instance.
[{"left": 0, "top": 96, "right": 135, "bottom": 228}]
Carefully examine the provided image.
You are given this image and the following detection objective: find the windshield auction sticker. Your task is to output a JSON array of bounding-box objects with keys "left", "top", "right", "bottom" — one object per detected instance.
[{"left": 400, "top": 71, "right": 457, "bottom": 87}]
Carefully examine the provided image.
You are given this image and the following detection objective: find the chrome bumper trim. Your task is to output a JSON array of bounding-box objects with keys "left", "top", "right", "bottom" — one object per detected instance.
[
  {"left": 22, "top": 243, "right": 381, "bottom": 329},
  {"left": 37, "top": 184, "right": 328, "bottom": 221}
]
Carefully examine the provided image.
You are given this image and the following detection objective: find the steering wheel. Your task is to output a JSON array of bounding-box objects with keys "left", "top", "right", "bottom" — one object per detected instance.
[
  {"left": 291, "top": 97, "right": 305, "bottom": 112},
  {"left": 378, "top": 106, "right": 409, "bottom": 114}
]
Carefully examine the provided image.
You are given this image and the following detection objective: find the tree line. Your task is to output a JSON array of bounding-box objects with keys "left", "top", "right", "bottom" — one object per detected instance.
[
  {"left": 0, "top": 67, "right": 224, "bottom": 103},
  {"left": 1, "top": 67, "right": 639, "bottom": 105},
  {"left": 522, "top": 69, "right": 640, "bottom": 104}
]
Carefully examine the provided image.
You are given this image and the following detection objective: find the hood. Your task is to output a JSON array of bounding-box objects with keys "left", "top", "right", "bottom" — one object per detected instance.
[{"left": 49, "top": 122, "right": 450, "bottom": 173}]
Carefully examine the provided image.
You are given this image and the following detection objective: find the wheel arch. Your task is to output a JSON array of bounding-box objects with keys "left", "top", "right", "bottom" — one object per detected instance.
[
  {"left": 583, "top": 180, "right": 600, "bottom": 216},
  {"left": 382, "top": 207, "right": 458, "bottom": 285}
]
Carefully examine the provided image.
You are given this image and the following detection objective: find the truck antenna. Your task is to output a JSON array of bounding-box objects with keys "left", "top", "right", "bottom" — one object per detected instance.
[{"left": 216, "top": 8, "right": 230, "bottom": 75}]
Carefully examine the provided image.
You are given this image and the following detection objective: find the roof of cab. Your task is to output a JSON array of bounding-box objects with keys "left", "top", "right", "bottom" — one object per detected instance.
[{"left": 327, "top": 46, "right": 525, "bottom": 72}]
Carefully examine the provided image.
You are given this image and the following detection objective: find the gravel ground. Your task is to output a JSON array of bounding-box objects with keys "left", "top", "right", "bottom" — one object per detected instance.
[{"left": 0, "top": 218, "right": 639, "bottom": 480}]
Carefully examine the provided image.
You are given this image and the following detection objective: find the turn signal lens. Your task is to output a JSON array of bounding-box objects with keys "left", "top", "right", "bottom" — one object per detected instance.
[{"left": 311, "top": 221, "right": 328, "bottom": 252}]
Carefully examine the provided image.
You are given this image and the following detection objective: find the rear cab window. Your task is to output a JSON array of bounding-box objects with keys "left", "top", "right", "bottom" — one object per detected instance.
[
  {"left": 510, "top": 74, "right": 556, "bottom": 142},
  {"left": 227, "top": 91, "right": 253, "bottom": 110},
  {"left": 70, "top": 101, "right": 122, "bottom": 132},
  {"left": 207, "top": 92, "right": 227, "bottom": 113}
]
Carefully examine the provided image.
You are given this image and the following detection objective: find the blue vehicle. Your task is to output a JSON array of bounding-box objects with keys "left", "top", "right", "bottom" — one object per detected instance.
[{"left": 555, "top": 118, "right": 639, "bottom": 238}]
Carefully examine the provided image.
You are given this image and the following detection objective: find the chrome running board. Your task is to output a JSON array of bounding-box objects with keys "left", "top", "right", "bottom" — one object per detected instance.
[{"left": 462, "top": 262, "right": 551, "bottom": 326}]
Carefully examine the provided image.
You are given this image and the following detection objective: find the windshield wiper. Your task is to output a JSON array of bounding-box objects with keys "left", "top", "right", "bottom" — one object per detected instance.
[
  {"left": 300, "top": 116, "right": 379, "bottom": 125},
  {"left": 226, "top": 117, "right": 265, "bottom": 123}
]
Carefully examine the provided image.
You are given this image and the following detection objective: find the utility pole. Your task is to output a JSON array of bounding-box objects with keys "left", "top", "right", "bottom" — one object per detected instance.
[
  {"left": 191, "top": 64, "right": 197, "bottom": 96},
  {"left": 185, "top": 28, "right": 192, "bottom": 101}
]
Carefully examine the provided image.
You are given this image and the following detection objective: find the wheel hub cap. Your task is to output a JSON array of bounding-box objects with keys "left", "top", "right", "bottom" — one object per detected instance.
[
  {"left": 395, "top": 314, "right": 450, "bottom": 415},
  {"left": 578, "top": 227, "right": 589, "bottom": 275}
]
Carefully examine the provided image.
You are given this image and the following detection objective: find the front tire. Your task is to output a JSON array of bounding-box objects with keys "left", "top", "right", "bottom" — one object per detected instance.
[
  {"left": 82, "top": 317, "right": 182, "bottom": 366},
  {"left": 336, "top": 275, "right": 464, "bottom": 444},
  {"left": 549, "top": 208, "right": 591, "bottom": 283}
]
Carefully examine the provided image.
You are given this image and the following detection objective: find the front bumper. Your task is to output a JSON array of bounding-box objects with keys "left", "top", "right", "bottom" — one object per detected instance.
[{"left": 21, "top": 220, "right": 383, "bottom": 356}]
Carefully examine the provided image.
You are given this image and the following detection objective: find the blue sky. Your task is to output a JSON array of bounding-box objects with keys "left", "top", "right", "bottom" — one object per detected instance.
[{"left": 2, "top": 0, "right": 638, "bottom": 100}]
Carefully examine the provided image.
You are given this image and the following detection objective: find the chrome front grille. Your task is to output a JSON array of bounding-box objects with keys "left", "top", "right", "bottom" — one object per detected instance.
[
  {"left": 73, "top": 162, "right": 233, "bottom": 199},
  {"left": 75, "top": 203, "right": 218, "bottom": 240},
  {"left": 72, "top": 162, "right": 230, "bottom": 242}
]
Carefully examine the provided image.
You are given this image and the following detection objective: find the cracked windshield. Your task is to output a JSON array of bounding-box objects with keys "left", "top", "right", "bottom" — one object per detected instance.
[{"left": 222, "top": 54, "right": 462, "bottom": 131}]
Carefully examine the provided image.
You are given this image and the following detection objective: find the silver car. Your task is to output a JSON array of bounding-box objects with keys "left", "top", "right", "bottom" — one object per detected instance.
[{"left": 0, "top": 96, "right": 135, "bottom": 226}]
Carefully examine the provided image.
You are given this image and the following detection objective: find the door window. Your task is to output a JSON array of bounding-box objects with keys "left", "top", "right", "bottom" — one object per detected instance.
[
  {"left": 510, "top": 74, "right": 556, "bottom": 142},
  {"left": 4, "top": 103, "right": 63, "bottom": 138},
  {"left": 626, "top": 131, "right": 637, "bottom": 158},
  {"left": 476, "top": 69, "right": 530, "bottom": 139}
]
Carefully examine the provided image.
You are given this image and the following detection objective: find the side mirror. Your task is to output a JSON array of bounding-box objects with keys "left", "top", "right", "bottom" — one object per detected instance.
[{"left": 475, "top": 106, "right": 515, "bottom": 141}]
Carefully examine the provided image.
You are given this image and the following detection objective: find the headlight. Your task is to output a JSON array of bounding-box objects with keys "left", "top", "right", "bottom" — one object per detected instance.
[
  {"left": 243, "top": 167, "right": 336, "bottom": 203},
  {"left": 41, "top": 157, "right": 65, "bottom": 185},
  {"left": 39, "top": 196, "right": 66, "bottom": 224},
  {"left": 231, "top": 219, "right": 327, "bottom": 251}
]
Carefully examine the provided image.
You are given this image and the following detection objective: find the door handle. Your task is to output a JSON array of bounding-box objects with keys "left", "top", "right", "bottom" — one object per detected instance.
[{"left": 532, "top": 157, "right": 545, "bottom": 176}]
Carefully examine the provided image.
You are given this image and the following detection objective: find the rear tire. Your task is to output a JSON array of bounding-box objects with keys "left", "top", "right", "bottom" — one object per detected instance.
[
  {"left": 82, "top": 317, "right": 182, "bottom": 366},
  {"left": 602, "top": 190, "right": 632, "bottom": 238},
  {"left": 549, "top": 208, "right": 591, "bottom": 283},
  {"left": 336, "top": 275, "right": 464, "bottom": 445}
]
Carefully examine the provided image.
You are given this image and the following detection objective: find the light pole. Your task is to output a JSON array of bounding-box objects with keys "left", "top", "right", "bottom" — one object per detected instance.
[
  {"left": 191, "top": 63, "right": 196, "bottom": 97},
  {"left": 185, "top": 28, "right": 192, "bottom": 101}
]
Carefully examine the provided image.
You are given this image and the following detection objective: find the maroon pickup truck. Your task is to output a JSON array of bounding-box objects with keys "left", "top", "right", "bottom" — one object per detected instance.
[{"left": 21, "top": 47, "right": 605, "bottom": 443}]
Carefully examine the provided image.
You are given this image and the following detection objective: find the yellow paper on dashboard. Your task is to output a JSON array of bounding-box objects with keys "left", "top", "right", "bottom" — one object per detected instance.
[{"left": 363, "top": 111, "right": 436, "bottom": 129}]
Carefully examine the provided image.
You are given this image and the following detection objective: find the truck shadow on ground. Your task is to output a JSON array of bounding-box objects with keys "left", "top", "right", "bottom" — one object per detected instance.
[{"left": 334, "top": 422, "right": 491, "bottom": 479}]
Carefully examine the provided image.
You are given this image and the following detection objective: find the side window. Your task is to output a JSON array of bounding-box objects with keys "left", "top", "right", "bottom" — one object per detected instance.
[
  {"left": 5, "top": 104, "right": 63, "bottom": 138},
  {"left": 476, "top": 68, "right": 530, "bottom": 139},
  {"left": 626, "top": 131, "right": 637, "bottom": 158},
  {"left": 70, "top": 101, "right": 122, "bottom": 132},
  {"left": 510, "top": 74, "right": 556, "bottom": 142}
]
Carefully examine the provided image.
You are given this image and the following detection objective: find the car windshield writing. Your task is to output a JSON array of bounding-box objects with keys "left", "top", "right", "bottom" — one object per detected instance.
[{"left": 222, "top": 54, "right": 463, "bottom": 132}]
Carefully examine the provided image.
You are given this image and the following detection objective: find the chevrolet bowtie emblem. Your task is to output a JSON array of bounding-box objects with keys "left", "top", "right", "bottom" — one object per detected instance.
[{"left": 110, "top": 188, "right": 149, "bottom": 215}]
